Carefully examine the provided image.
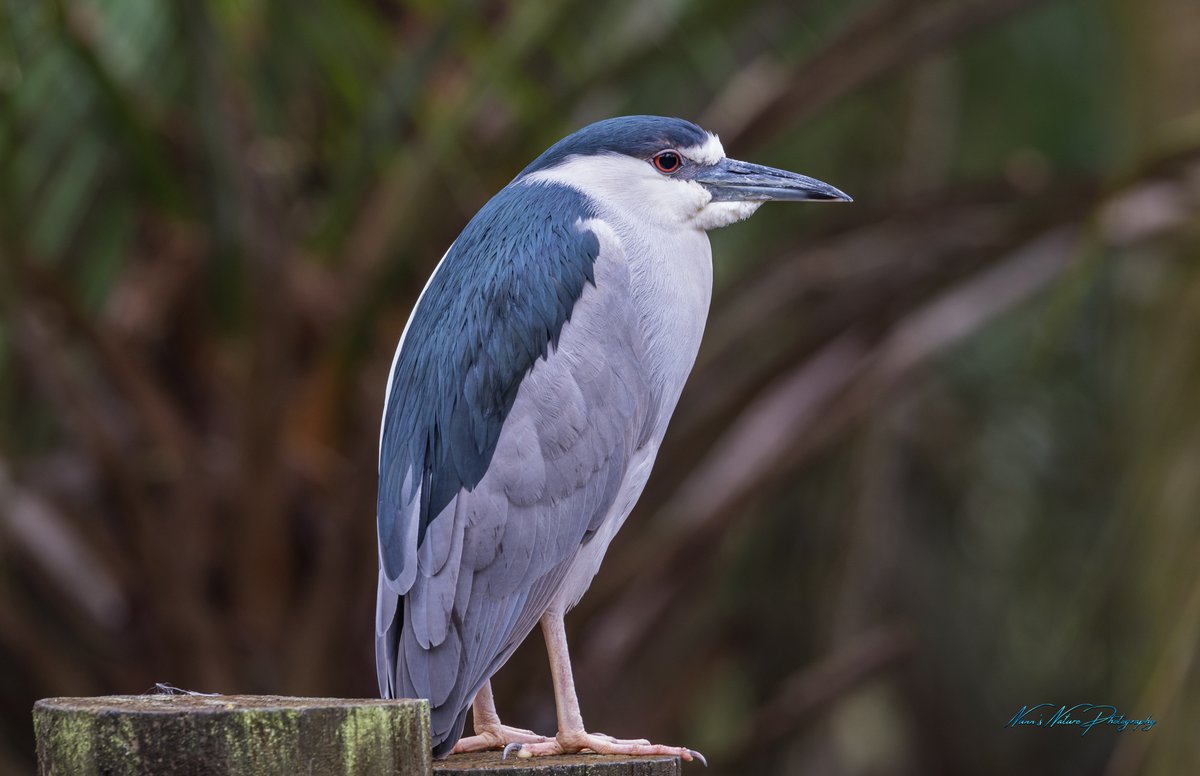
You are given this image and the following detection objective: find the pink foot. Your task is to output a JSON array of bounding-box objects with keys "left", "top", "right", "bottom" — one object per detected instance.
[{"left": 502, "top": 730, "right": 706, "bottom": 765}]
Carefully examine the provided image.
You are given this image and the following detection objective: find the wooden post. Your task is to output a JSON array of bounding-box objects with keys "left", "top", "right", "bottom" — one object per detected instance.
[
  {"left": 33, "top": 695, "right": 430, "bottom": 776},
  {"left": 434, "top": 752, "right": 680, "bottom": 775}
]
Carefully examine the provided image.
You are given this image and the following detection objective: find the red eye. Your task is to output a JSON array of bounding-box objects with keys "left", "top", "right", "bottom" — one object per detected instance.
[{"left": 652, "top": 151, "right": 682, "bottom": 174}]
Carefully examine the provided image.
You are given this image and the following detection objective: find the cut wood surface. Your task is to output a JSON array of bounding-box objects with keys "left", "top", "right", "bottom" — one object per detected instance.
[{"left": 434, "top": 751, "right": 680, "bottom": 775}]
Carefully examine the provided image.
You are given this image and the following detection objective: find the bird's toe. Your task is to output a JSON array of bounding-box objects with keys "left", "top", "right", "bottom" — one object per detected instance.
[
  {"left": 591, "top": 732, "right": 652, "bottom": 745},
  {"left": 503, "top": 740, "right": 562, "bottom": 759},
  {"left": 452, "top": 724, "right": 552, "bottom": 754}
]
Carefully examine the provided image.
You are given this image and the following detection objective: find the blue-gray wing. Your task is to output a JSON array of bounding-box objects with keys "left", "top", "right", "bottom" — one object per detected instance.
[
  {"left": 376, "top": 182, "right": 602, "bottom": 595},
  {"left": 376, "top": 191, "right": 654, "bottom": 753}
]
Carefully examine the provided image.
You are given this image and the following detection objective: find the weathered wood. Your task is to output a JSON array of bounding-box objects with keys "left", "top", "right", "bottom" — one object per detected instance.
[
  {"left": 434, "top": 752, "right": 680, "bottom": 776},
  {"left": 33, "top": 695, "right": 430, "bottom": 776}
]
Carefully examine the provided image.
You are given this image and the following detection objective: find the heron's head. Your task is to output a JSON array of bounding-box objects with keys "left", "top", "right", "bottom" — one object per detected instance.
[{"left": 518, "top": 115, "right": 851, "bottom": 230}]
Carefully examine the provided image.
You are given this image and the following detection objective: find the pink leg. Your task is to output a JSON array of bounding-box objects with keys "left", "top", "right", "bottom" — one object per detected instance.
[
  {"left": 449, "top": 680, "right": 552, "bottom": 754},
  {"left": 503, "top": 609, "right": 705, "bottom": 764}
]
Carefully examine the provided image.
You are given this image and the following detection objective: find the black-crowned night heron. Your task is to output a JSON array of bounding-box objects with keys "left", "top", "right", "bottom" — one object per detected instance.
[{"left": 376, "top": 115, "right": 850, "bottom": 761}]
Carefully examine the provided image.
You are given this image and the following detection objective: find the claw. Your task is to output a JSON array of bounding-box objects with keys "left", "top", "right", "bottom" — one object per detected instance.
[
  {"left": 502, "top": 743, "right": 523, "bottom": 760},
  {"left": 688, "top": 749, "right": 708, "bottom": 767}
]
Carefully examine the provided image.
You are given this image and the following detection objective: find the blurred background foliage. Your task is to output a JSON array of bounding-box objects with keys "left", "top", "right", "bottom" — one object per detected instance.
[{"left": 1, "top": 0, "right": 1198, "bottom": 773}]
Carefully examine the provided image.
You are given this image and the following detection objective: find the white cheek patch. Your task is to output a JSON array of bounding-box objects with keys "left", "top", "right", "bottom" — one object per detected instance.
[
  {"left": 679, "top": 133, "right": 725, "bottom": 166},
  {"left": 524, "top": 153, "right": 715, "bottom": 227},
  {"left": 522, "top": 145, "right": 756, "bottom": 231}
]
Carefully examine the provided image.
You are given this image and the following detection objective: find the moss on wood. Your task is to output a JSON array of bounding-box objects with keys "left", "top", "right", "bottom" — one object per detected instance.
[{"left": 33, "top": 695, "right": 430, "bottom": 776}]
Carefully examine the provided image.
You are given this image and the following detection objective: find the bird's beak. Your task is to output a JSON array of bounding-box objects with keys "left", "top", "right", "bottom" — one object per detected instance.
[{"left": 696, "top": 157, "right": 852, "bottom": 203}]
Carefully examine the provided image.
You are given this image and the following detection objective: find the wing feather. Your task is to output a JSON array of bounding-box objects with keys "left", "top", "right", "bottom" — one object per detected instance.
[{"left": 376, "top": 183, "right": 600, "bottom": 589}]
